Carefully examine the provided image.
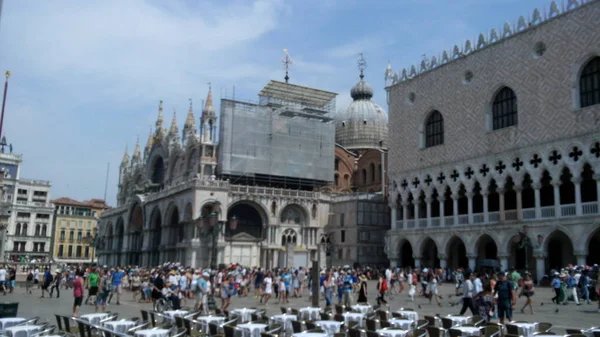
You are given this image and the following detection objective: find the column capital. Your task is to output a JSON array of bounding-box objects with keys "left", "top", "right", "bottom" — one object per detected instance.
[
  {"left": 571, "top": 177, "right": 582, "bottom": 184},
  {"left": 436, "top": 194, "right": 446, "bottom": 202},
  {"left": 573, "top": 250, "right": 587, "bottom": 257},
  {"left": 465, "top": 191, "right": 474, "bottom": 198},
  {"left": 451, "top": 193, "right": 460, "bottom": 200},
  {"left": 593, "top": 173, "right": 600, "bottom": 180},
  {"left": 437, "top": 253, "right": 447, "bottom": 260},
  {"left": 496, "top": 187, "right": 505, "bottom": 194},
  {"left": 534, "top": 253, "right": 547, "bottom": 259},
  {"left": 412, "top": 198, "right": 420, "bottom": 205},
  {"left": 513, "top": 185, "right": 523, "bottom": 193},
  {"left": 497, "top": 254, "right": 509, "bottom": 259},
  {"left": 552, "top": 181, "right": 561, "bottom": 188},
  {"left": 466, "top": 254, "right": 477, "bottom": 259},
  {"left": 532, "top": 182, "right": 542, "bottom": 190},
  {"left": 402, "top": 201, "right": 411, "bottom": 207},
  {"left": 425, "top": 197, "right": 433, "bottom": 204}
]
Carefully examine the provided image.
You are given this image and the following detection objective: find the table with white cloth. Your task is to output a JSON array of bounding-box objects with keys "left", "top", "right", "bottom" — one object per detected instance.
[
  {"left": 342, "top": 312, "right": 364, "bottom": 328},
  {"left": 509, "top": 323, "right": 537, "bottom": 337},
  {"left": 164, "top": 310, "right": 189, "bottom": 319},
  {"left": 452, "top": 326, "right": 481, "bottom": 336},
  {"left": 395, "top": 311, "right": 418, "bottom": 321},
  {"left": 103, "top": 320, "right": 137, "bottom": 334},
  {"left": 80, "top": 313, "right": 110, "bottom": 325},
  {"left": 298, "top": 307, "right": 321, "bottom": 321},
  {"left": 388, "top": 319, "right": 414, "bottom": 330},
  {"left": 195, "top": 316, "right": 226, "bottom": 333},
  {"left": 271, "top": 314, "right": 295, "bottom": 332},
  {"left": 237, "top": 323, "right": 268, "bottom": 337},
  {"left": 4, "top": 325, "right": 43, "bottom": 337},
  {"left": 134, "top": 328, "right": 171, "bottom": 337},
  {"left": 377, "top": 329, "right": 409, "bottom": 337},
  {"left": 446, "top": 316, "right": 470, "bottom": 327},
  {"left": 293, "top": 333, "right": 328, "bottom": 337},
  {"left": 583, "top": 329, "right": 600, "bottom": 337},
  {"left": 314, "top": 321, "right": 342, "bottom": 336},
  {"left": 351, "top": 305, "right": 373, "bottom": 315},
  {"left": 0, "top": 318, "right": 25, "bottom": 330},
  {"left": 231, "top": 308, "right": 256, "bottom": 323}
]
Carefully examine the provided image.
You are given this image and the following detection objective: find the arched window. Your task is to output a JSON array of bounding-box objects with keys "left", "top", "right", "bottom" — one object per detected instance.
[
  {"left": 15, "top": 224, "right": 21, "bottom": 236},
  {"left": 425, "top": 111, "right": 444, "bottom": 147},
  {"left": 334, "top": 174, "right": 339, "bottom": 187},
  {"left": 492, "top": 87, "right": 518, "bottom": 130},
  {"left": 22, "top": 224, "right": 28, "bottom": 235},
  {"left": 580, "top": 56, "right": 600, "bottom": 108},
  {"left": 370, "top": 163, "right": 376, "bottom": 182},
  {"left": 35, "top": 224, "right": 40, "bottom": 236},
  {"left": 42, "top": 225, "right": 47, "bottom": 237},
  {"left": 362, "top": 169, "right": 367, "bottom": 184}
]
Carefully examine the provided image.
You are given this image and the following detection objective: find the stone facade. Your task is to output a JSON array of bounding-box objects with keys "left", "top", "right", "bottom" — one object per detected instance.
[{"left": 384, "top": 0, "right": 600, "bottom": 281}]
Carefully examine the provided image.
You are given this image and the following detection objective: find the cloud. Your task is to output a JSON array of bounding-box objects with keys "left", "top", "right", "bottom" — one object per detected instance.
[{"left": 325, "top": 33, "right": 396, "bottom": 59}]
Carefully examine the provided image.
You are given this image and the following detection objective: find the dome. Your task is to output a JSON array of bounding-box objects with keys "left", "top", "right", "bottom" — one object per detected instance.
[{"left": 336, "top": 75, "right": 388, "bottom": 150}]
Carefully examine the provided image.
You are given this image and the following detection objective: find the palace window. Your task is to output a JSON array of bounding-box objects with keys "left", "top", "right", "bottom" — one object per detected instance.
[
  {"left": 580, "top": 56, "right": 600, "bottom": 108},
  {"left": 425, "top": 110, "right": 444, "bottom": 147},
  {"left": 492, "top": 87, "right": 518, "bottom": 130}
]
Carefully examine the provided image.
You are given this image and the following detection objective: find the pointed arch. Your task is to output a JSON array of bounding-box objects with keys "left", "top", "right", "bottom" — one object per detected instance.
[
  {"left": 425, "top": 110, "right": 444, "bottom": 148},
  {"left": 579, "top": 56, "right": 600, "bottom": 108}
]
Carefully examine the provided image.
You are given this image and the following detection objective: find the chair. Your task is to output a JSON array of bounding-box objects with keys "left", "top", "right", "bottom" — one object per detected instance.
[
  {"left": 440, "top": 318, "right": 454, "bottom": 330},
  {"left": 448, "top": 329, "right": 462, "bottom": 337},
  {"left": 320, "top": 313, "right": 332, "bottom": 321},
  {"left": 141, "top": 310, "right": 150, "bottom": 323},
  {"left": 377, "top": 310, "right": 388, "bottom": 322},
  {"left": 54, "top": 314, "right": 65, "bottom": 332},
  {"left": 75, "top": 320, "right": 93, "bottom": 337},
  {"left": 536, "top": 323, "right": 553, "bottom": 333},
  {"left": 366, "top": 319, "right": 378, "bottom": 332},
  {"left": 291, "top": 321, "right": 303, "bottom": 334},
  {"left": 566, "top": 330, "right": 583, "bottom": 335},
  {"left": 128, "top": 322, "right": 151, "bottom": 334},
  {"left": 31, "top": 325, "right": 56, "bottom": 337},
  {"left": 366, "top": 331, "right": 380, "bottom": 337},
  {"left": 413, "top": 328, "right": 428, "bottom": 337},
  {"left": 566, "top": 334, "right": 587, "bottom": 337},
  {"left": 379, "top": 321, "right": 391, "bottom": 329},
  {"left": 61, "top": 317, "right": 79, "bottom": 335},
  {"left": 426, "top": 326, "right": 446, "bottom": 337},
  {"left": 290, "top": 309, "right": 299, "bottom": 316},
  {"left": 391, "top": 313, "right": 405, "bottom": 319},
  {"left": 482, "top": 325, "right": 501, "bottom": 337},
  {"left": 208, "top": 322, "right": 222, "bottom": 336},
  {"left": 335, "top": 305, "right": 345, "bottom": 315},
  {"left": 348, "top": 329, "right": 364, "bottom": 337},
  {"left": 172, "top": 328, "right": 188, "bottom": 337},
  {"left": 505, "top": 325, "right": 520, "bottom": 336},
  {"left": 174, "top": 316, "right": 185, "bottom": 329},
  {"left": 333, "top": 314, "right": 344, "bottom": 322},
  {"left": 17, "top": 317, "right": 41, "bottom": 326},
  {"left": 423, "top": 316, "right": 437, "bottom": 327},
  {"left": 305, "top": 322, "right": 317, "bottom": 331},
  {"left": 468, "top": 316, "right": 485, "bottom": 327},
  {"left": 415, "top": 320, "right": 429, "bottom": 329},
  {"left": 223, "top": 325, "right": 241, "bottom": 337},
  {"left": 593, "top": 332, "right": 600, "bottom": 337}
]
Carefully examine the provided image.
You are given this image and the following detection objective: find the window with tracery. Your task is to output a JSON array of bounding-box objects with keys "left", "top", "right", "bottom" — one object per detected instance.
[
  {"left": 425, "top": 110, "right": 444, "bottom": 147},
  {"left": 492, "top": 87, "right": 518, "bottom": 130},
  {"left": 580, "top": 56, "right": 600, "bottom": 108}
]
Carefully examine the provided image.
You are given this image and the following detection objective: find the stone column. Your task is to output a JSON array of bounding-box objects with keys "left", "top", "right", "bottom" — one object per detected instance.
[
  {"left": 499, "top": 255, "right": 509, "bottom": 272},
  {"left": 596, "top": 174, "right": 600, "bottom": 210},
  {"left": 533, "top": 183, "right": 542, "bottom": 218},
  {"left": 452, "top": 193, "right": 459, "bottom": 225},
  {"left": 535, "top": 254, "right": 546, "bottom": 284},
  {"left": 413, "top": 199, "right": 419, "bottom": 226},
  {"left": 439, "top": 195, "right": 445, "bottom": 226},
  {"left": 466, "top": 191, "right": 474, "bottom": 224},
  {"left": 575, "top": 253, "right": 586, "bottom": 267},
  {"left": 482, "top": 191, "right": 489, "bottom": 223},
  {"left": 426, "top": 196, "right": 432, "bottom": 227},
  {"left": 515, "top": 185, "right": 523, "bottom": 220},
  {"left": 439, "top": 254, "right": 448, "bottom": 269},
  {"left": 467, "top": 255, "right": 477, "bottom": 271},
  {"left": 414, "top": 257, "right": 422, "bottom": 269},
  {"left": 390, "top": 205, "right": 398, "bottom": 230},
  {"left": 498, "top": 188, "right": 505, "bottom": 221},
  {"left": 390, "top": 258, "right": 399, "bottom": 268},
  {"left": 553, "top": 182, "right": 561, "bottom": 217},
  {"left": 402, "top": 201, "right": 409, "bottom": 229},
  {"left": 573, "top": 177, "right": 582, "bottom": 216}
]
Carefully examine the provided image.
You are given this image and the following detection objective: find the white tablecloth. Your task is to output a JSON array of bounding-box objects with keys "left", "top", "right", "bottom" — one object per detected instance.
[
  {"left": 314, "top": 321, "right": 342, "bottom": 336},
  {"left": 164, "top": 310, "right": 189, "bottom": 319},
  {"left": 377, "top": 329, "right": 409, "bottom": 337},
  {"left": 195, "top": 316, "right": 226, "bottom": 333},
  {"left": 298, "top": 307, "right": 321, "bottom": 321},
  {"left": 510, "top": 323, "right": 537, "bottom": 337},
  {"left": 4, "top": 325, "right": 42, "bottom": 337},
  {"left": 271, "top": 314, "right": 295, "bottom": 332},
  {"left": 396, "top": 311, "right": 418, "bottom": 321},
  {"left": 452, "top": 327, "right": 481, "bottom": 336},
  {"left": 0, "top": 318, "right": 25, "bottom": 330},
  {"left": 388, "top": 319, "right": 413, "bottom": 330},
  {"left": 81, "top": 313, "right": 109, "bottom": 325},
  {"left": 134, "top": 328, "right": 171, "bottom": 337},
  {"left": 342, "top": 312, "right": 364, "bottom": 328},
  {"left": 293, "top": 333, "right": 328, "bottom": 337},
  {"left": 351, "top": 305, "right": 372, "bottom": 315},
  {"left": 446, "top": 316, "right": 470, "bottom": 327},
  {"left": 231, "top": 308, "right": 256, "bottom": 323},
  {"left": 103, "top": 320, "right": 137, "bottom": 334},
  {"left": 238, "top": 323, "right": 268, "bottom": 337},
  {"left": 583, "top": 329, "right": 600, "bottom": 337}
]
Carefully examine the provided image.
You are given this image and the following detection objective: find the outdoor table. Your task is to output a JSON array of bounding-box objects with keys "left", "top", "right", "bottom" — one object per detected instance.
[
  {"left": 452, "top": 326, "right": 481, "bottom": 336},
  {"left": 230, "top": 308, "right": 256, "bottom": 323},
  {"left": 195, "top": 316, "right": 226, "bottom": 333},
  {"left": 342, "top": 312, "right": 364, "bottom": 328},
  {"left": 271, "top": 314, "right": 295, "bottom": 332},
  {"left": 0, "top": 318, "right": 25, "bottom": 330},
  {"left": 163, "top": 310, "right": 189, "bottom": 319},
  {"left": 388, "top": 319, "right": 413, "bottom": 330},
  {"left": 395, "top": 311, "right": 418, "bottom": 321},
  {"left": 237, "top": 323, "right": 268, "bottom": 337},
  {"left": 134, "top": 328, "right": 171, "bottom": 337},
  {"left": 4, "top": 325, "right": 42, "bottom": 337},
  {"left": 583, "top": 329, "right": 600, "bottom": 337},
  {"left": 446, "top": 315, "right": 470, "bottom": 327},
  {"left": 510, "top": 322, "right": 537, "bottom": 337},
  {"left": 351, "top": 305, "right": 373, "bottom": 315},
  {"left": 314, "top": 321, "right": 342, "bottom": 336},
  {"left": 298, "top": 307, "right": 321, "bottom": 321},
  {"left": 377, "top": 329, "right": 409, "bottom": 337},
  {"left": 103, "top": 320, "right": 137, "bottom": 334},
  {"left": 80, "top": 313, "right": 109, "bottom": 325},
  {"left": 293, "top": 333, "right": 328, "bottom": 337}
]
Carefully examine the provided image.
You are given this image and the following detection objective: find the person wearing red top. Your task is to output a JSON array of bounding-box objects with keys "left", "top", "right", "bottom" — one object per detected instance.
[{"left": 72, "top": 270, "right": 84, "bottom": 318}]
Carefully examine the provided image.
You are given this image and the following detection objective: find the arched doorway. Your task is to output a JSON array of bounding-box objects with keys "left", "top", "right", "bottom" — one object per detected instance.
[
  {"left": 167, "top": 206, "right": 179, "bottom": 262},
  {"left": 447, "top": 236, "right": 468, "bottom": 269},
  {"left": 399, "top": 240, "right": 415, "bottom": 268},
  {"left": 420, "top": 237, "right": 440, "bottom": 268},
  {"left": 149, "top": 208, "right": 162, "bottom": 267},
  {"left": 546, "top": 230, "right": 575, "bottom": 272},
  {"left": 128, "top": 203, "right": 144, "bottom": 266},
  {"left": 475, "top": 234, "right": 499, "bottom": 272},
  {"left": 226, "top": 201, "right": 267, "bottom": 266},
  {"left": 279, "top": 204, "right": 307, "bottom": 226},
  {"left": 587, "top": 228, "right": 600, "bottom": 266},
  {"left": 182, "top": 203, "right": 193, "bottom": 241}
]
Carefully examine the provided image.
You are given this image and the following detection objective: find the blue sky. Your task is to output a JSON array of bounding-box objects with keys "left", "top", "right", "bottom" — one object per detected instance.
[{"left": 0, "top": 0, "right": 551, "bottom": 206}]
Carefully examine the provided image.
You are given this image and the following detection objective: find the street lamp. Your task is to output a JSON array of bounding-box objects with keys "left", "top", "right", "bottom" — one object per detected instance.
[
  {"left": 511, "top": 226, "right": 532, "bottom": 273},
  {"left": 81, "top": 229, "right": 98, "bottom": 264},
  {"left": 195, "top": 201, "right": 237, "bottom": 268}
]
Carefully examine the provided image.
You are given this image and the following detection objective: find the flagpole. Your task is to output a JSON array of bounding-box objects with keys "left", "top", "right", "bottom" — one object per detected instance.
[{"left": 0, "top": 71, "right": 10, "bottom": 139}]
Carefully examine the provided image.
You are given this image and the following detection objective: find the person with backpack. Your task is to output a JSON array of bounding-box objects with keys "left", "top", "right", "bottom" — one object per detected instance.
[
  {"left": 40, "top": 268, "right": 53, "bottom": 298},
  {"left": 96, "top": 270, "right": 111, "bottom": 313},
  {"left": 377, "top": 274, "right": 388, "bottom": 306},
  {"left": 26, "top": 270, "right": 34, "bottom": 294}
]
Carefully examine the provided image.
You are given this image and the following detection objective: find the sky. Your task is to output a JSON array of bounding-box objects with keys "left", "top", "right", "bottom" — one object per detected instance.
[{"left": 0, "top": 0, "right": 551, "bottom": 206}]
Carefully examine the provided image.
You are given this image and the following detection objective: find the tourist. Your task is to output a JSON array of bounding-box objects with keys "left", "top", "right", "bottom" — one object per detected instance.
[
  {"left": 85, "top": 268, "right": 99, "bottom": 305},
  {"left": 220, "top": 276, "right": 231, "bottom": 310},
  {"left": 459, "top": 273, "right": 476, "bottom": 315},
  {"left": 376, "top": 274, "right": 388, "bottom": 306},
  {"left": 493, "top": 271, "right": 515, "bottom": 324},
  {"left": 109, "top": 267, "right": 125, "bottom": 305},
  {"left": 473, "top": 285, "right": 495, "bottom": 322},
  {"left": 72, "top": 270, "right": 84, "bottom": 318},
  {"left": 551, "top": 272, "right": 562, "bottom": 304},
  {"left": 0, "top": 265, "right": 6, "bottom": 295},
  {"left": 520, "top": 273, "right": 535, "bottom": 314},
  {"left": 262, "top": 271, "right": 273, "bottom": 305},
  {"left": 427, "top": 268, "right": 441, "bottom": 307},
  {"left": 357, "top": 273, "right": 368, "bottom": 303},
  {"left": 49, "top": 269, "right": 62, "bottom": 298},
  {"left": 40, "top": 268, "right": 53, "bottom": 298},
  {"left": 96, "top": 270, "right": 110, "bottom": 313}
]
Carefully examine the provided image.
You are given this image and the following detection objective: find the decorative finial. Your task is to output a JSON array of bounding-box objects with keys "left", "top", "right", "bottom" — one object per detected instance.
[
  {"left": 281, "top": 48, "right": 294, "bottom": 83},
  {"left": 4, "top": 71, "right": 10, "bottom": 80},
  {"left": 357, "top": 52, "right": 367, "bottom": 79},
  {"left": 207, "top": 82, "right": 211, "bottom": 91},
  {"left": 189, "top": 98, "right": 193, "bottom": 109}
]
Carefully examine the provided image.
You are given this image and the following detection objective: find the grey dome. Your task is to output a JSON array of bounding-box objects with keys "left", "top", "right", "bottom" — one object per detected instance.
[{"left": 336, "top": 76, "right": 388, "bottom": 150}]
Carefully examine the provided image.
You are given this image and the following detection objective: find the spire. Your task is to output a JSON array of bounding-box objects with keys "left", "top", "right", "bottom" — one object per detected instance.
[
  {"left": 144, "top": 127, "right": 153, "bottom": 157},
  {"left": 154, "top": 100, "right": 167, "bottom": 143},
  {"left": 202, "top": 83, "right": 215, "bottom": 120},
  {"left": 121, "top": 144, "right": 130, "bottom": 167},
  {"left": 183, "top": 98, "right": 197, "bottom": 143},
  {"left": 357, "top": 52, "right": 367, "bottom": 80},
  {"left": 132, "top": 136, "right": 142, "bottom": 166},
  {"left": 169, "top": 109, "right": 179, "bottom": 136}
]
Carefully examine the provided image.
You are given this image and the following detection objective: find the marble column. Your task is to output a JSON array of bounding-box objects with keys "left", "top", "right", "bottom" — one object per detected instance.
[
  {"left": 467, "top": 255, "right": 477, "bottom": 271},
  {"left": 402, "top": 201, "right": 409, "bottom": 229},
  {"left": 553, "top": 183, "right": 561, "bottom": 217},
  {"left": 413, "top": 200, "right": 419, "bottom": 227},
  {"left": 391, "top": 205, "right": 398, "bottom": 230},
  {"left": 533, "top": 183, "right": 542, "bottom": 218},
  {"left": 482, "top": 191, "right": 489, "bottom": 223},
  {"left": 535, "top": 255, "right": 546, "bottom": 283},
  {"left": 439, "top": 259, "right": 448, "bottom": 269},
  {"left": 426, "top": 197, "right": 432, "bottom": 227},
  {"left": 573, "top": 177, "right": 582, "bottom": 216},
  {"left": 467, "top": 191, "right": 474, "bottom": 224},
  {"left": 452, "top": 193, "right": 459, "bottom": 225},
  {"left": 499, "top": 255, "right": 509, "bottom": 272},
  {"left": 515, "top": 185, "right": 523, "bottom": 220},
  {"left": 498, "top": 188, "right": 505, "bottom": 221},
  {"left": 439, "top": 196, "right": 445, "bottom": 226},
  {"left": 576, "top": 253, "right": 586, "bottom": 267}
]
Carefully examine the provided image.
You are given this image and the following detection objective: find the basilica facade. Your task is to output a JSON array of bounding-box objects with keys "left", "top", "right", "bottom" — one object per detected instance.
[{"left": 384, "top": 0, "right": 600, "bottom": 281}]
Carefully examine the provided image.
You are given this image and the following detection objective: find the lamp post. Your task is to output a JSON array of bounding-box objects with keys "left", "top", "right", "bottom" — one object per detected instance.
[
  {"left": 81, "top": 229, "right": 97, "bottom": 265},
  {"left": 512, "top": 226, "right": 532, "bottom": 273},
  {"left": 195, "top": 202, "right": 237, "bottom": 268}
]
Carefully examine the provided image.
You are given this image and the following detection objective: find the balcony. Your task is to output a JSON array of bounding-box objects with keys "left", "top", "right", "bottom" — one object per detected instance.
[{"left": 394, "top": 201, "right": 600, "bottom": 229}]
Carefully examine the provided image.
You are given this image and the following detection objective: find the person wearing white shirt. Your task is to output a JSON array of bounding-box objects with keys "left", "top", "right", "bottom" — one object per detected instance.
[
  {"left": 0, "top": 266, "right": 6, "bottom": 294},
  {"left": 473, "top": 275, "right": 483, "bottom": 294},
  {"left": 459, "top": 273, "right": 476, "bottom": 315}
]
